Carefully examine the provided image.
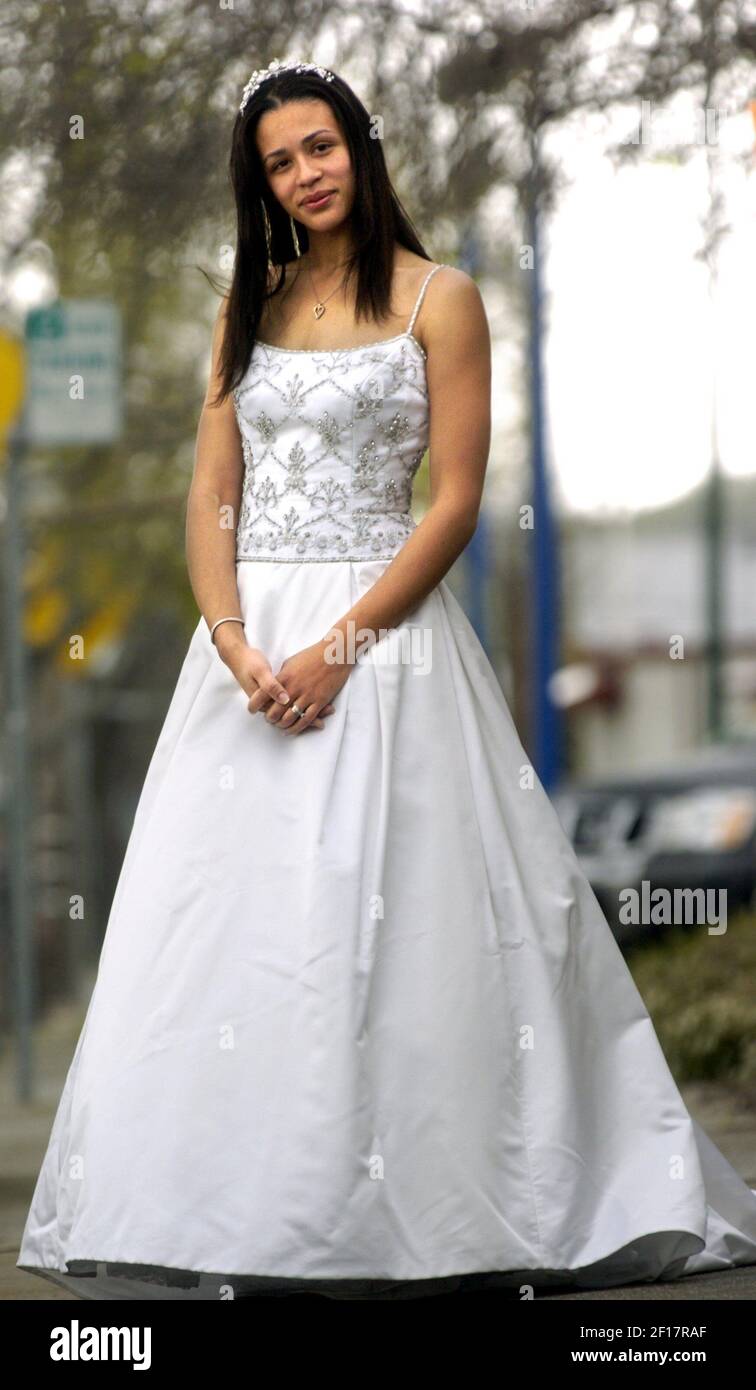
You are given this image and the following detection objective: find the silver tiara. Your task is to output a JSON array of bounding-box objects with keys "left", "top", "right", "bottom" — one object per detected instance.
[{"left": 239, "top": 58, "right": 335, "bottom": 115}]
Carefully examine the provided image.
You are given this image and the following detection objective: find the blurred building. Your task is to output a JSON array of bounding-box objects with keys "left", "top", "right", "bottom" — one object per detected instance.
[{"left": 556, "top": 473, "right": 756, "bottom": 777}]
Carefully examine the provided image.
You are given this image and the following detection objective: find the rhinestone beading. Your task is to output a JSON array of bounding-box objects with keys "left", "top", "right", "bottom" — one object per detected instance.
[{"left": 232, "top": 265, "right": 445, "bottom": 563}]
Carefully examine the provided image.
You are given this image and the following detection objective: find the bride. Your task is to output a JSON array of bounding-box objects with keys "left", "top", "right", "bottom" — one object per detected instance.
[{"left": 17, "top": 57, "right": 756, "bottom": 1301}]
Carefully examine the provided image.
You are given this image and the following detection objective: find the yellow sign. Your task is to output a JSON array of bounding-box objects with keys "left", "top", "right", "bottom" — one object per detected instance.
[{"left": 0, "top": 332, "right": 25, "bottom": 438}]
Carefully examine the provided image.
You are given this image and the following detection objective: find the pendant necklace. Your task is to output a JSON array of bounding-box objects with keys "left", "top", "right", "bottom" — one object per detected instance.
[{"left": 307, "top": 259, "right": 351, "bottom": 319}]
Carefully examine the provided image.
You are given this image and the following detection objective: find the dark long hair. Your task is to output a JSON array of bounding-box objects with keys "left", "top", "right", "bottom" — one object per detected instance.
[{"left": 211, "top": 65, "right": 432, "bottom": 405}]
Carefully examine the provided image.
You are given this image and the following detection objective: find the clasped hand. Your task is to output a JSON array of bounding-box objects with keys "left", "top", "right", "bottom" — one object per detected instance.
[{"left": 232, "top": 638, "right": 352, "bottom": 735}]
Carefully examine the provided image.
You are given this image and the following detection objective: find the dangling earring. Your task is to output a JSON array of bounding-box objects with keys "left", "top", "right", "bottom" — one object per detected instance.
[
  {"left": 261, "top": 200, "right": 272, "bottom": 260},
  {"left": 290, "top": 214, "right": 301, "bottom": 258}
]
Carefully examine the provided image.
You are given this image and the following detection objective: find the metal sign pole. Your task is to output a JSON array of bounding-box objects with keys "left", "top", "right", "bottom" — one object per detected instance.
[
  {"left": 527, "top": 168, "right": 564, "bottom": 791},
  {"left": 3, "top": 418, "right": 34, "bottom": 1100}
]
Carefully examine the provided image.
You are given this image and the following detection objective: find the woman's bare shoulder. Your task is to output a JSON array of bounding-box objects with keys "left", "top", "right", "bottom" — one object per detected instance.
[
  {"left": 420, "top": 265, "right": 489, "bottom": 360},
  {"left": 422, "top": 262, "right": 483, "bottom": 310},
  {"left": 395, "top": 254, "right": 475, "bottom": 306}
]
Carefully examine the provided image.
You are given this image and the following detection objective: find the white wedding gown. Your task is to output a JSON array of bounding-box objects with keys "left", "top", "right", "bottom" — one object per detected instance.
[{"left": 17, "top": 264, "right": 756, "bottom": 1300}]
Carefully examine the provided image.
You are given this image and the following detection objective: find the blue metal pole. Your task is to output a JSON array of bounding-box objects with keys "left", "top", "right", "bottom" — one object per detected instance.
[
  {"left": 528, "top": 190, "right": 563, "bottom": 789},
  {"left": 457, "top": 219, "right": 491, "bottom": 651},
  {"left": 465, "top": 511, "right": 490, "bottom": 648}
]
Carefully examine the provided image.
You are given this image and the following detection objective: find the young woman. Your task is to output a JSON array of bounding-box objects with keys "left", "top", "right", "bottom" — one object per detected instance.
[{"left": 17, "top": 58, "right": 756, "bottom": 1301}]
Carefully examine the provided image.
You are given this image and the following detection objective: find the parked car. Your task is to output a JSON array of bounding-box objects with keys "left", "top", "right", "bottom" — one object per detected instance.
[{"left": 551, "top": 741, "right": 756, "bottom": 946}]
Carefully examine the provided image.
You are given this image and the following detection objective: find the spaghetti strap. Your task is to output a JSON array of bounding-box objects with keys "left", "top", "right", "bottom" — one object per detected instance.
[{"left": 407, "top": 263, "right": 447, "bottom": 335}]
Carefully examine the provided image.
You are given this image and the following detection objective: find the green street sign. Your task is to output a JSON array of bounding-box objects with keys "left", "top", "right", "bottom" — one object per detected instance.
[{"left": 24, "top": 298, "right": 122, "bottom": 445}]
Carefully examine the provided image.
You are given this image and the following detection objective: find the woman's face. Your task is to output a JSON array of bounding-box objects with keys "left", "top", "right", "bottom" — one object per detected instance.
[{"left": 256, "top": 98, "right": 355, "bottom": 229}]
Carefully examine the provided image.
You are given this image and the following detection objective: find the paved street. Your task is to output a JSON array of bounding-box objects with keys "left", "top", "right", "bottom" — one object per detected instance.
[{"left": 3, "top": 991, "right": 756, "bottom": 1301}]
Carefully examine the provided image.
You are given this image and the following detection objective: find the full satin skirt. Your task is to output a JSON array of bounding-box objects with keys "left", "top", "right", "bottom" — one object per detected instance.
[{"left": 16, "top": 559, "right": 756, "bottom": 1299}]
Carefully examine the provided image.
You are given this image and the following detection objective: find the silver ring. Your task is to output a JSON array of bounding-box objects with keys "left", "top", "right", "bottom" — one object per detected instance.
[{"left": 291, "top": 702, "right": 305, "bottom": 719}]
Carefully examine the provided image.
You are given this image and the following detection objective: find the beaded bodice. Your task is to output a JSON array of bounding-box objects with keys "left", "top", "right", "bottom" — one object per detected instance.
[{"left": 232, "top": 264, "right": 446, "bottom": 562}]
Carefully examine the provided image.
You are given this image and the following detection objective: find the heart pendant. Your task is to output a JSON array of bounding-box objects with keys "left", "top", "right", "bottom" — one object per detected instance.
[{"left": 313, "top": 303, "right": 325, "bottom": 319}]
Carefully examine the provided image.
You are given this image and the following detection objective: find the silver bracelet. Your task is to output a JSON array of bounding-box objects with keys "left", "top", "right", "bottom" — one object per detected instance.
[{"left": 209, "top": 615, "right": 245, "bottom": 646}]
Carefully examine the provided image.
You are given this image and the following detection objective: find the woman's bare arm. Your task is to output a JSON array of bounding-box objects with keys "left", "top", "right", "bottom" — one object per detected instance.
[
  {"left": 322, "top": 265, "right": 491, "bottom": 653},
  {"left": 185, "top": 298, "right": 247, "bottom": 657},
  {"left": 185, "top": 299, "right": 313, "bottom": 716}
]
